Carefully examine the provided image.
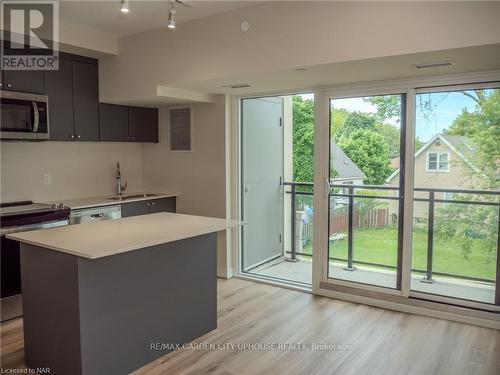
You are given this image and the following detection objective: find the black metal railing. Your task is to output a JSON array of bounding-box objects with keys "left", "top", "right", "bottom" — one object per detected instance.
[
  {"left": 283, "top": 182, "right": 313, "bottom": 262},
  {"left": 284, "top": 182, "right": 500, "bottom": 285}
]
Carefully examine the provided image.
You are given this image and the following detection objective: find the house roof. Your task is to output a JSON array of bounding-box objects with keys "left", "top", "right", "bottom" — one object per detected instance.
[
  {"left": 386, "top": 133, "right": 479, "bottom": 183},
  {"left": 330, "top": 143, "right": 366, "bottom": 181}
]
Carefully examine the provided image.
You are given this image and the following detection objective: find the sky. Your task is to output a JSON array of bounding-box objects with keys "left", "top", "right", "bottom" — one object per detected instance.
[{"left": 299, "top": 91, "right": 480, "bottom": 143}]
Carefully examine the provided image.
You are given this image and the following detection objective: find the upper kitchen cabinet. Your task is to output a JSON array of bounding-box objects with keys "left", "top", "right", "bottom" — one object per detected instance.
[
  {"left": 2, "top": 69, "right": 45, "bottom": 94},
  {"left": 44, "top": 57, "right": 74, "bottom": 141},
  {"left": 44, "top": 53, "right": 100, "bottom": 141},
  {"left": 73, "top": 61, "right": 99, "bottom": 141},
  {"left": 129, "top": 106, "right": 159, "bottom": 143},
  {"left": 99, "top": 103, "right": 129, "bottom": 142}
]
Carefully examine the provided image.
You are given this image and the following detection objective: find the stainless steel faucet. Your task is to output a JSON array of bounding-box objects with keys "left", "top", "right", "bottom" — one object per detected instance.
[{"left": 116, "top": 162, "right": 127, "bottom": 196}]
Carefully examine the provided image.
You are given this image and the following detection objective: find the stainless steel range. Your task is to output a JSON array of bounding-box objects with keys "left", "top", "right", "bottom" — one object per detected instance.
[{"left": 1, "top": 201, "right": 70, "bottom": 322}]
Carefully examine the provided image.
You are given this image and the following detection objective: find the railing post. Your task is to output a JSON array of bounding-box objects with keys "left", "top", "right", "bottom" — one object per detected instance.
[
  {"left": 422, "top": 191, "right": 434, "bottom": 283},
  {"left": 495, "top": 205, "right": 500, "bottom": 305},
  {"left": 289, "top": 183, "right": 299, "bottom": 262},
  {"left": 344, "top": 186, "right": 356, "bottom": 271}
]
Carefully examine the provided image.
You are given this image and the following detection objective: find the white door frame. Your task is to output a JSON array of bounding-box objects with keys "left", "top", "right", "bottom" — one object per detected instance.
[
  {"left": 313, "top": 71, "right": 500, "bottom": 310},
  {"left": 314, "top": 85, "right": 411, "bottom": 297}
]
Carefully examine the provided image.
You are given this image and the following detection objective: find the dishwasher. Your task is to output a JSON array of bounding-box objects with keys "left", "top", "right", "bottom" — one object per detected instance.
[{"left": 69, "top": 204, "right": 122, "bottom": 225}]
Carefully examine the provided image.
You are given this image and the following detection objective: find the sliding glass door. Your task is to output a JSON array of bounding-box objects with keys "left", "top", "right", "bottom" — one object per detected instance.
[
  {"left": 409, "top": 85, "right": 499, "bottom": 306},
  {"left": 316, "top": 82, "right": 499, "bottom": 310},
  {"left": 327, "top": 94, "right": 405, "bottom": 290}
]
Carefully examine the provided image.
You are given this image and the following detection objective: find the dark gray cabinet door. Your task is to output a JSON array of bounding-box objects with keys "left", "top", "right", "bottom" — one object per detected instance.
[
  {"left": 3, "top": 69, "right": 45, "bottom": 94},
  {"left": 99, "top": 103, "right": 129, "bottom": 142},
  {"left": 45, "top": 58, "right": 75, "bottom": 141},
  {"left": 121, "top": 201, "right": 151, "bottom": 218},
  {"left": 129, "top": 106, "right": 158, "bottom": 143},
  {"left": 121, "top": 197, "right": 176, "bottom": 218},
  {"left": 150, "top": 197, "right": 176, "bottom": 213},
  {"left": 73, "top": 61, "right": 99, "bottom": 141}
]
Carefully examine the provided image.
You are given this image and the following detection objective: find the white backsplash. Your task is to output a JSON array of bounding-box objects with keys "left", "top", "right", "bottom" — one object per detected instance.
[{"left": 0, "top": 141, "right": 144, "bottom": 203}]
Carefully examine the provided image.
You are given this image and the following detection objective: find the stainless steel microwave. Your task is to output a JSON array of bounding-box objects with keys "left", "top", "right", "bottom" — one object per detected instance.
[{"left": 1, "top": 91, "right": 49, "bottom": 140}]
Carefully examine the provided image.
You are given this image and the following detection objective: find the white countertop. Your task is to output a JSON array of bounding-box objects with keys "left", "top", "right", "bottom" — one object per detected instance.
[
  {"left": 7, "top": 212, "right": 237, "bottom": 259},
  {"left": 45, "top": 192, "right": 179, "bottom": 210}
]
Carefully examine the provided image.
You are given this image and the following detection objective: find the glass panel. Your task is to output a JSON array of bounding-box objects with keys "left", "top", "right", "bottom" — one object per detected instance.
[
  {"left": 241, "top": 94, "right": 314, "bottom": 285},
  {"left": 438, "top": 153, "right": 448, "bottom": 170},
  {"left": 1, "top": 98, "right": 33, "bottom": 132},
  {"left": 328, "top": 94, "right": 403, "bottom": 289},
  {"left": 411, "top": 87, "right": 499, "bottom": 304}
]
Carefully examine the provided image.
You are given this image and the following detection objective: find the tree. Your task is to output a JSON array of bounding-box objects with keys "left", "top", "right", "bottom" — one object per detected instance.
[
  {"left": 335, "top": 111, "right": 376, "bottom": 140},
  {"left": 436, "top": 89, "right": 500, "bottom": 263},
  {"left": 366, "top": 95, "right": 401, "bottom": 122},
  {"left": 337, "top": 129, "right": 392, "bottom": 185},
  {"left": 375, "top": 123, "right": 400, "bottom": 159},
  {"left": 292, "top": 96, "right": 314, "bottom": 182},
  {"left": 446, "top": 89, "right": 500, "bottom": 188},
  {"left": 435, "top": 196, "right": 497, "bottom": 262}
]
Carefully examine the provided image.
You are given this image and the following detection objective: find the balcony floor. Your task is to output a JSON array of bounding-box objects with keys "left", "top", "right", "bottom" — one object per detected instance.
[{"left": 251, "top": 256, "right": 496, "bottom": 304}]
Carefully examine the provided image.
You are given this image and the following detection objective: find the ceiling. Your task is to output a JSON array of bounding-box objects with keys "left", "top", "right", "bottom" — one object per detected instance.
[
  {"left": 174, "top": 44, "right": 500, "bottom": 96},
  {"left": 60, "top": 0, "right": 257, "bottom": 37}
]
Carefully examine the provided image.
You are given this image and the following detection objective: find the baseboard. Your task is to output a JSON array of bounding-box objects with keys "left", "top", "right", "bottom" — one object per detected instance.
[{"left": 217, "top": 267, "right": 234, "bottom": 279}]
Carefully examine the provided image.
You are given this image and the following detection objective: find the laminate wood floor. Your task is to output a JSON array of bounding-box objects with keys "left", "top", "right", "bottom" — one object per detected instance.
[{"left": 1, "top": 278, "right": 499, "bottom": 375}]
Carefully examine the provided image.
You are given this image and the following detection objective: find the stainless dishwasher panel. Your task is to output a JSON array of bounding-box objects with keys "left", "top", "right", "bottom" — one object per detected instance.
[{"left": 69, "top": 205, "right": 121, "bottom": 225}]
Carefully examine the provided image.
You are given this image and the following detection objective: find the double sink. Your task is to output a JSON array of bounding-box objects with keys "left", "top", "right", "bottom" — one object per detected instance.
[{"left": 107, "top": 193, "right": 158, "bottom": 201}]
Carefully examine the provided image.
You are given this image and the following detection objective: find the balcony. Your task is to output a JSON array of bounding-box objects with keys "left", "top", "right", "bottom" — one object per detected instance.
[{"left": 252, "top": 182, "right": 499, "bottom": 305}]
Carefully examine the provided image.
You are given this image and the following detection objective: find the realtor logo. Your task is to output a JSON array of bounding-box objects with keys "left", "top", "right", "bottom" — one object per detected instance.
[{"left": 1, "top": 1, "right": 59, "bottom": 70}]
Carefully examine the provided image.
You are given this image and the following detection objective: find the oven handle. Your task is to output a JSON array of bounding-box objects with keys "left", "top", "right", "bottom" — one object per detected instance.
[
  {"left": 32, "top": 102, "right": 40, "bottom": 133},
  {"left": 1, "top": 219, "right": 68, "bottom": 236}
]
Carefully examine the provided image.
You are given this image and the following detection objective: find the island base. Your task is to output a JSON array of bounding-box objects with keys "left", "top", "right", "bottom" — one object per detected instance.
[{"left": 20, "top": 233, "right": 217, "bottom": 375}]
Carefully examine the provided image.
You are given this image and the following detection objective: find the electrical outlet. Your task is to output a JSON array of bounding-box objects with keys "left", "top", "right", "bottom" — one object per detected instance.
[{"left": 43, "top": 174, "right": 51, "bottom": 186}]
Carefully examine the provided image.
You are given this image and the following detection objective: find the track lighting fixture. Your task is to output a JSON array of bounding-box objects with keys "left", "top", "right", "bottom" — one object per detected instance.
[
  {"left": 168, "top": 0, "right": 176, "bottom": 29},
  {"left": 120, "top": 0, "right": 129, "bottom": 13}
]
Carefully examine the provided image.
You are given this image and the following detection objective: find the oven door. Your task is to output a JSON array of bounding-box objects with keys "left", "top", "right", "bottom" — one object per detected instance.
[{"left": 0, "top": 91, "right": 49, "bottom": 140}]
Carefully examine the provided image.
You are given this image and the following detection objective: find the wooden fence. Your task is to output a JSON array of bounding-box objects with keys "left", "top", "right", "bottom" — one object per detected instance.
[
  {"left": 299, "top": 207, "right": 389, "bottom": 245},
  {"left": 329, "top": 207, "right": 389, "bottom": 234}
]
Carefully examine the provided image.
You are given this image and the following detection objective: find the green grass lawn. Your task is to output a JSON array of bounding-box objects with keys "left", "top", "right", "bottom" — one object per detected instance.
[{"left": 301, "top": 227, "right": 496, "bottom": 280}]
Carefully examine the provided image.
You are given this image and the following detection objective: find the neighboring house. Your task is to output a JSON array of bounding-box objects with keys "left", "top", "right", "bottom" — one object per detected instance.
[
  {"left": 390, "top": 157, "right": 400, "bottom": 170},
  {"left": 330, "top": 143, "right": 366, "bottom": 184},
  {"left": 387, "top": 134, "right": 482, "bottom": 219},
  {"left": 330, "top": 144, "right": 365, "bottom": 212}
]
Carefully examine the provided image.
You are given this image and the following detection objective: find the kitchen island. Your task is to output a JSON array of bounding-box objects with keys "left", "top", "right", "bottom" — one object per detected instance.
[{"left": 7, "top": 212, "right": 233, "bottom": 375}]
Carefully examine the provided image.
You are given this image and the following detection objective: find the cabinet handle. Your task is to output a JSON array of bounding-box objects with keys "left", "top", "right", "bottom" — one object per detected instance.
[
  {"left": 7, "top": 83, "right": 12, "bottom": 88},
  {"left": 70, "top": 134, "right": 75, "bottom": 139},
  {"left": 151, "top": 202, "right": 155, "bottom": 206},
  {"left": 126, "top": 136, "right": 129, "bottom": 141},
  {"left": 131, "top": 136, "right": 135, "bottom": 140},
  {"left": 146, "top": 202, "right": 150, "bottom": 206},
  {"left": 77, "top": 135, "right": 81, "bottom": 139}
]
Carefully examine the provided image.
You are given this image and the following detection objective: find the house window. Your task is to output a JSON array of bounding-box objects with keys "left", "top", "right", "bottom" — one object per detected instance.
[{"left": 427, "top": 152, "right": 449, "bottom": 172}]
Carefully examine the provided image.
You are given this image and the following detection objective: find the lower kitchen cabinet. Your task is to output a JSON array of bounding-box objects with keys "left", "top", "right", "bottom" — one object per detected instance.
[
  {"left": 149, "top": 197, "right": 176, "bottom": 213},
  {"left": 121, "top": 197, "right": 176, "bottom": 218}
]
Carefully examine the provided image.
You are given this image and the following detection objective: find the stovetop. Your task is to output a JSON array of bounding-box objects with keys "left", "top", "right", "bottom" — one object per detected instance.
[
  {"left": 0, "top": 201, "right": 70, "bottom": 228},
  {"left": 2, "top": 202, "right": 50, "bottom": 216}
]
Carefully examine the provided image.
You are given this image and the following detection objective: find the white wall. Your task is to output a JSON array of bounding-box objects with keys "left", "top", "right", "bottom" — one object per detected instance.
[
  {"left": 141, "top": 95, "right": 227, "bottom": 276},
  {"left": 99, "top": 1, "right": 500, "bottom": 102},
  {"left": 0, "top": 142, "right": 143, "bottom": 202},
  {"left": 141, "top": 95, "right": 226, "bottom": 218}
]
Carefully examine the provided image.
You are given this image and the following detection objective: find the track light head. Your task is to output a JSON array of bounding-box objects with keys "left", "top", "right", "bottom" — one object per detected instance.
[
  {"left": 168, "top": 1, "right": 176, "bottom": 29},
  {"left": 121, "top": 0, "right": 129, "bottom": 13}
]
